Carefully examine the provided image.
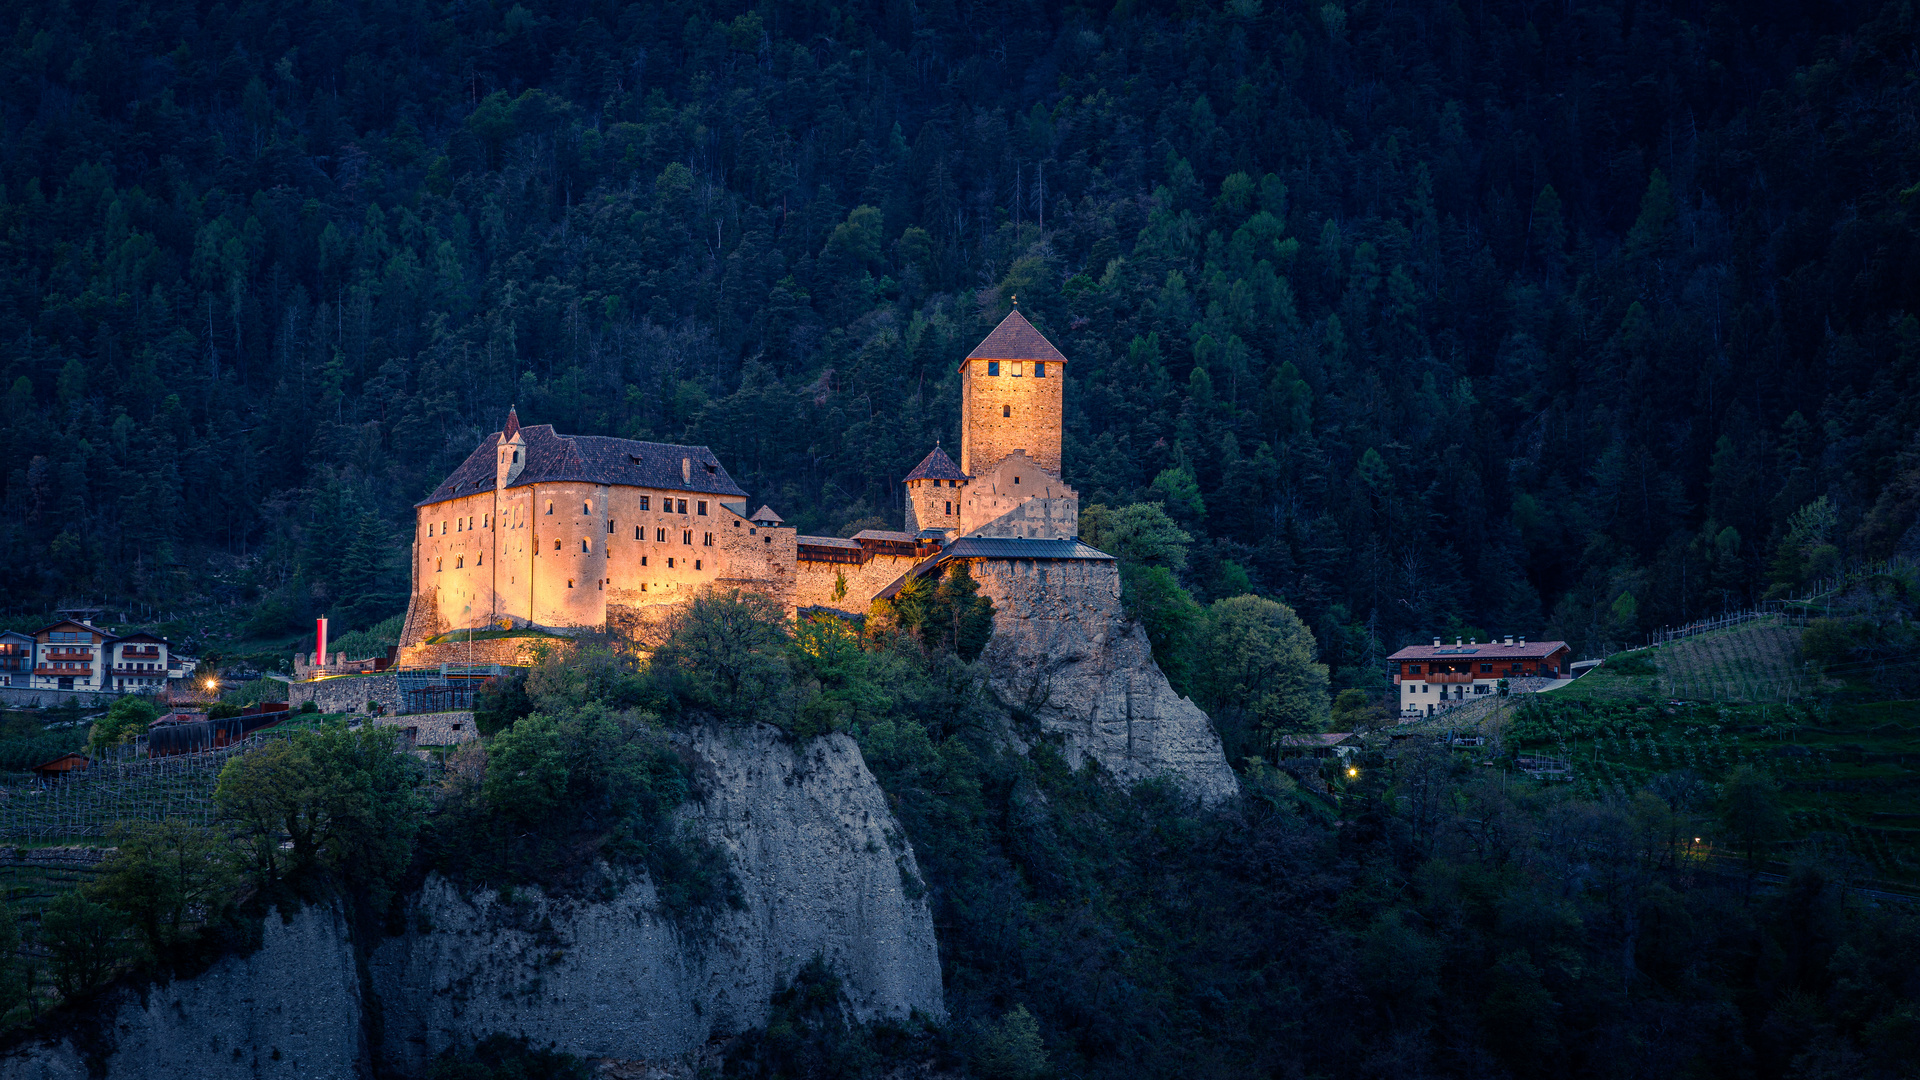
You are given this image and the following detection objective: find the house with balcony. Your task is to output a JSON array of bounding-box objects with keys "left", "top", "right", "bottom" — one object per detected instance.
[
  {"left": 32, "top": 620, "right": 109, "bottom": 692},
  {"left": 107, "top": 632, "right": 173, "bottom": 693},
  {"left": 0, "top": 632, "right": 33, "bottom": 687},
  {"left": 1389, "top": 636, "right": 1572, "bottom": 716}
]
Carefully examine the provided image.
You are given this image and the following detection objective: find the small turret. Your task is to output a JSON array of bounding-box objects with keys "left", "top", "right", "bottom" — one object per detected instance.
[
  {"left": 902, "top": 443, "right": 967, "bottom": 536},
  {"left": 497, "top": 407, "right": 526, "bottom": 489}
]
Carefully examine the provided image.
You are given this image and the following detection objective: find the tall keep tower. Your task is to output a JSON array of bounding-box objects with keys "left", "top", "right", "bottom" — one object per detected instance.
[{"left": 958, "top": 310, "right": 1067, "bottom": 477}]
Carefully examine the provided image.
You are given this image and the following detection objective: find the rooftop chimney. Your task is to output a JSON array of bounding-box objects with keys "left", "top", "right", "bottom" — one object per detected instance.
[
  {"left": 1455, "top": 637, "right": 1463, "bottom": 646},
  {"left": 1519, "top": 636, "right": 1526, "bottom": 645},
  {"left": 1433, "top": 638, "right": 1441, "bottom": 647},
  {"left": 1505, "top": 635, "right": 1514, "bottom": 645}
]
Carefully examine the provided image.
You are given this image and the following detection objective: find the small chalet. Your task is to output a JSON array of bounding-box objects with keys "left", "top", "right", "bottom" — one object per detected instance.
[
  {"left": 1389, "top": 636, "right": 1572, "bottom": 716},
  {"left": 30, "top": 753, "right": 90, "bottom": 778}
]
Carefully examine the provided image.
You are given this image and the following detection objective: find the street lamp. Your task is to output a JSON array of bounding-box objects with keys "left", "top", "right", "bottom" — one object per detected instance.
[{"left": 1347, "top": 766, "right": 1359, "bottom": 779}]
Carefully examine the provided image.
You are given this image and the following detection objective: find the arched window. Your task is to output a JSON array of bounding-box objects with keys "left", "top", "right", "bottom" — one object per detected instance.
[
  {"left": 1003, "top": 404, "right": 1011, "bottom": 417},
  {"left": 546, "top": 501, "right": 554, "bottom": 515},
  {"left": 553, "top": 539, "right": 561, "bottom": 551},
  {"left": 476, "top": 553, "right": 482, "bottom": 566},
  {"left": 454, "top": 556, "right": 464, "bottom": 568},
  {"left": 582, "top": 539, "right": 591, "bottom": 553},
  {"left": 436, "top": 558, "right": 443, "bottom": 572},
  {"left": 512, "top": 450, "right": 519, "bottom": 462},
  {"left": 567, "top": 579, "right": 574, "bottom": 588},
  {"left": 583, "top": 501, "right": 590, "bottom": 515}
]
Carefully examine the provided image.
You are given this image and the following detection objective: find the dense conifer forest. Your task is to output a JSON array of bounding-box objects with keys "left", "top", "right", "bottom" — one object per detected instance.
[{"left": 2, "top": 0, "right": 1916, "bottom": 672}]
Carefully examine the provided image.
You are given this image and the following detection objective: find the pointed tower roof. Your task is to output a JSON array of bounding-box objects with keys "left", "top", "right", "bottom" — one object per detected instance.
[
  {"left": 502, "top": 406, "right": 521, "bottom": 441},
  {"left": 904, "top": 444, "right": 968, "bottom": 482},
  {"left": 751, "top": 505, "right": 784, "bottom": 523},
  {"left": 964, "top": 309, "right": 1067, "bottom": 365}
]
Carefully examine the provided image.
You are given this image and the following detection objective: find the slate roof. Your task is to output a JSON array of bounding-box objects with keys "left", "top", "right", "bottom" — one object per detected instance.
[
  {"left": 852, "top": 530, "right": 918, "bottom": 544},
  {"left": 940, "top": 537, "right": 1113, "bottom": 560},
  {"left": 795, "top": 535, "right": 862, "bottom": 550},
  {"left": 964, "top": 310, "right": 1068, "bottom": 365},
  {"left": 1386, "top": 640, "right": 1569, "bottom": 661},
  {"left": 417, "top": 423, "right": 748, "bottom": 507},
  {"left": 903, "top": 445, "right": 968, "bottom": 482},
  {"left": 750, "top": 505, "right": 784, "bottom": 523}
]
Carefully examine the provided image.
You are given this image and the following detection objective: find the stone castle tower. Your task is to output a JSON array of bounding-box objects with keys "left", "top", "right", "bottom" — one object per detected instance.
[
  {"left": 903, "top": 309, "right": 1080, "bottom": 542},
  {"left": 957, "top": 309, "right": 1067, "bottom": 476}
]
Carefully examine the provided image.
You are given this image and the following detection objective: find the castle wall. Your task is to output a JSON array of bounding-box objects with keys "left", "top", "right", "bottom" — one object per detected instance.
[
  {"left": 791, "top": 553, "right": 923, "bottom": 613},
  {"left": 959, "top": 451, "right": 1079, "bottom": 538},
  {"left": 604, "top": 492, "right": 797, "bottom": 613},
  {"left": 959, "top": 358, "right": 1064, "bottom": 477},
  {"left": 905, "top": 479, "right": 963, "bottom": 536}
]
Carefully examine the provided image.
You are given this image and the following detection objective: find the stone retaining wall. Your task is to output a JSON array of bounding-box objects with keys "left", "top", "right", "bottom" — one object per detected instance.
[
  {"left": 288, "top": 673, "right": 399, "bottom": 715},
  {"left": 372, "top": 711, "right": 478, "bottom": 746}
]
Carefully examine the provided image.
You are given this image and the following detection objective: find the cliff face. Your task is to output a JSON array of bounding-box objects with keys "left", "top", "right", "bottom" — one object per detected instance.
[
  {"left": 371, "top": 724, "right": 943, "bottom": 1074},
  {"left": 0, "top": 906, "right": 364, "bottom": 1080},
  {"left": 0, "top": 726, "right": 941, "bottom": 1078},
  {"left": 971, "top": 558, "right": 1241, "bottom": 805}
]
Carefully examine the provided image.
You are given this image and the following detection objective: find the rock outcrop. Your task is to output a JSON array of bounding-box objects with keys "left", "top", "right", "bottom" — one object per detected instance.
[
  {"left": 0, "top": 906, "right": 364, "bottom": 1080},
  {"left": 972, "top": 558, "right": 1240, "bottom": 805},
  {"left": 371, "top": 724, "right": 943, "bottom": 1074},
  {"left": 0, "top": 726, "right": 941, "bottom": 1078}
]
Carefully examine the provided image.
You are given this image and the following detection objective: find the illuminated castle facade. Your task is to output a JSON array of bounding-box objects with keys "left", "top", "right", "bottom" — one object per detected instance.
[{"left": 399, "top": 310, "right": 1097, "bottom": 646}]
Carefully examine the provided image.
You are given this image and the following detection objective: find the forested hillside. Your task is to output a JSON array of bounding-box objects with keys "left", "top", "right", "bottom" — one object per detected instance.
[{"left": 1, "top": 0, "right": 1916, "bottom": 672}]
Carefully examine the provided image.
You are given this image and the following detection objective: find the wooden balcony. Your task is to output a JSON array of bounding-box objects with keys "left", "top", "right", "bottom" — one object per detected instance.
[{"left": 34, "top": 666, "right": 90, "bottom": 677}]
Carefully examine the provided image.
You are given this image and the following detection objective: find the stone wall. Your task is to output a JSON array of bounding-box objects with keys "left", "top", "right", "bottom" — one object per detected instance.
[
  {"left": 286, "top": 673, "right": 397, "bottom": 715},
  {"left": 967, "top": 556, "right": 1239, "bottom": 805},
  {"left": 790, "top": 552, "right": 922, "bottom": 612},
  {"left": 372, "top": 711, "right": 478, "bottom": 745},
  {"left": 396, "top": 634, "right": 569, "bottom": 669},
  {"left": 0, "top": 686, "right": 117, "bottom": 710}
]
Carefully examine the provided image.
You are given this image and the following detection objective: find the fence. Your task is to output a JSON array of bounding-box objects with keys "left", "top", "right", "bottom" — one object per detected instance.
[
  {"left": 0, "top": 732, "right": 297, "bottom": 842},
  {"left": 1644, "top": 556, "right": 1920, "bottom": 650}
]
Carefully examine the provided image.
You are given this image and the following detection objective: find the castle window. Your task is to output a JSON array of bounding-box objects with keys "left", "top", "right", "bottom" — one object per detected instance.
[
  {"left": 638, "top": 496, "right": 650, "bottom": 511},
  {"left": 667, "top": 557, "right": 675, "bottom": 568},
  {"left": 703, "top": 532, "right": 714, "bottom": 546},
  {"left": 456, "top": 519, "right": 461, "bottom": 532},
  {"left": 477, "top": 553, "right": 482, "bottom": 566},
  {"left": 608, "top": 519, "right": 614, "bottom": 532},
  {"left": 1014, "top": 476, "right": 1020, "bottom": 484},
  {"left": 598, "top": 579, "right": 603, "bottom": 590},
  {"left": 546, "top": 501, "right": 553, "bottom": 515},
  {"left": 436, "top": 558, "right": 442, "bottom": 572},
  {"left": 656, "top": 528, "right": 666, "bottom": 542},
  {"left": 694, "top": 559, "right": 702, "bottom": 570},
  {"left": 697, "top": 501, "right": 707, "bottom": 516},
  {"left": 641, "top": 556, "right": 648, "bottom": 566},
  {"left": 469, "top": 516, "right": 474, "bottom": 529},
  {"left": 553, "top": 539, "right": 561, "bottom": 551},
  {"left": 636, "top": 526, "right": 643, "bottom": 539},
  {"left": 1034, "top": 362, "right": 1045, "bottom": 378},
  {"left": 513, "top": 450, "right": 519, "bottom": 462},
  {"left": 583, "top": 501, "right": 590, "bottom": 515},
  {"left": 455, "top": 556, "right": 464, "bottom": 568},
  {"left": 764, "top": 536, "right": 771, "bottom": 544},
  {"left": 1010, "top": 361, "right": 1023, "bottom": 376},
  {"left": 945, "top": 501, "right": 952, "bottom": 514},
  {"left": 677, "top": 499, "right": 687, "bottom": 514},
  {"left": 567, "top": 579, "right": 574, "bottom": 588},
  {"left": 582, "top": 539, "right": 591, "bottom": 553},
  {"left": 987, "top": 361, "right": 1000, "bottom": 376},
  {"left": 682, "top": 530, "right": 692, "bottom": 545}
]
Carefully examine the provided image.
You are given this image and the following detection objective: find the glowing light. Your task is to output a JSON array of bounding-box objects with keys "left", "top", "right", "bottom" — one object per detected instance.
[{"left": 1346, "top": 766, "right": 1359, "bottom": 778}]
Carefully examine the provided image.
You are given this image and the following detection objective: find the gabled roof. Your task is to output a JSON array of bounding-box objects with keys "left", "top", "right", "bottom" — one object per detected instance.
[
  {"left": 34, "top": 620, "right": 102, "bottom": 639},
  {"left": 110, "top": 632, "right": 168, "bottom": 645},
  {"left": 852, "top": 529, "right": 918, "bottom": 544},
  {"left": 750, "top": 505, "right": 784, "bottom": 523},
  {"left": 1386, "top": 640, "right": 1569, "bottom": 661},
  {"left": 417, "top": 423, "right": 749, "bottom": 507},
  {"left": 795, "top": 535, "right": 862, "bottom": 550},
  {"left": 964, "top": 309, "right": 1067, "bottom": 365},
  {"left": 903, "top": 445, "right": 968, "bottom": 482}
]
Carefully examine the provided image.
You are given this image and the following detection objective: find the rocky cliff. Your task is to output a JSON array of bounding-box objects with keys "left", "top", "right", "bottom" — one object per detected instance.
[
  {"left": 371, "top": 724, "right": 943, "bottom": 1074},
  {"left": 971, "top": 558, "right": 1241, "bottom": 805},
  {"left": 0, "top": 726, "right": 941, "bottom": 1078}
]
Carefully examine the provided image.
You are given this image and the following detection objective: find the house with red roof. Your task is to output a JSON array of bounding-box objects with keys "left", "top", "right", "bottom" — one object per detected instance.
[{"left": 1388, "top": 636, "right": 1572, "bottom": 716}]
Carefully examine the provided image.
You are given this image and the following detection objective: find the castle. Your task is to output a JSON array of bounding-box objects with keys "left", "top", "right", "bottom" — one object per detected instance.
[{"left": 397, "top": 310, "right": 1108, "bottom": 650}]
